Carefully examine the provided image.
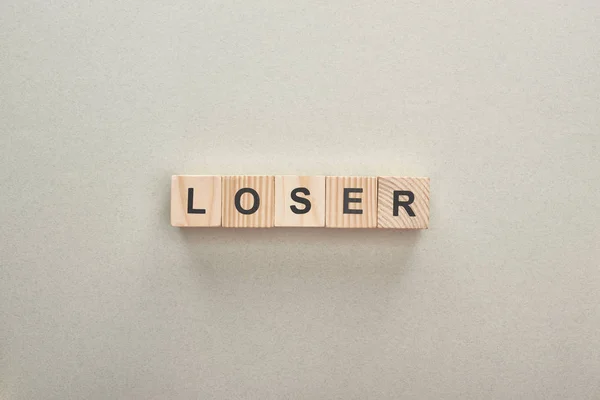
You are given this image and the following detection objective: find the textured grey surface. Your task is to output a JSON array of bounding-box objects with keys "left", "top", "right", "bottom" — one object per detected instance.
[{"left": 1, "top": 1, "right": 600, "bottom": 399}]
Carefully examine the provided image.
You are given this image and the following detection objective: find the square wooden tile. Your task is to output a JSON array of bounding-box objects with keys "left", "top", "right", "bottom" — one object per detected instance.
[
  {"left": 378, "top": 177, "right": 430, "bottom": 229},
  {"left": 171, "top": 175, "right": 221, "bottom": 227},
  {"left": 275, "top": 176, "right": 326, "bottom": 227},
  {"left": 222, "top": 176, "right": 274, "bottom": 228},
  {"left": 325, "top": 176, "right": 377, "bottom": 228}
]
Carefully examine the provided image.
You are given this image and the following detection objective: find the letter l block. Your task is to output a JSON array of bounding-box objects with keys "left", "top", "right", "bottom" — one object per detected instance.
[{"left": 171, "top": 175, "right": 221, "bottom": 227}]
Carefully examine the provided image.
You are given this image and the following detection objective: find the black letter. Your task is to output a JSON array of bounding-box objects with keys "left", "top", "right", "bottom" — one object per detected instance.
[
  {"left": 187, "top": 188, "right": 206, "bottom": 214},
  {"left": 290, "top": 187, "right": 311, "bottom": 214},
  {"left": 235, "top": 188, "right": 260, "bottom": 215},
  {"left": 393, "top": 191, "right": 416, "bottom": 217},
  {"left": 343, "top": 188, "right": 363, "bottom": 214}
]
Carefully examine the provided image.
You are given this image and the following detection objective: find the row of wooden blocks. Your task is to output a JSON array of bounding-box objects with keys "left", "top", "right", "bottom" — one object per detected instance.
[{"left": 171, "top": 176, "right": 430, "bottom": 229}]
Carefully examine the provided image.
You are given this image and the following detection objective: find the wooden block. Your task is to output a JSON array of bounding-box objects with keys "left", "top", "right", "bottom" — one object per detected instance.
[
  {"left": 222, "top": 176, "right": 274, "bottom": 228},
  {"left": 377, "top": 177, "right": 430, "bottom": 229},
  {"left": 274, "top": 175, "right": 326, "bottom": 227},
  {"left": 171, "top": 175, "right": 221, "bottom": 227},
  {"left": 325, "top": 176, "right": 377, "bottom": 228}
]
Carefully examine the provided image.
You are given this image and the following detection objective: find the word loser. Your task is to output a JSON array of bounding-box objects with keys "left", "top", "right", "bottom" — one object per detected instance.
[{"left": 171, "top": 175, "right": 429, "bottom": 229}]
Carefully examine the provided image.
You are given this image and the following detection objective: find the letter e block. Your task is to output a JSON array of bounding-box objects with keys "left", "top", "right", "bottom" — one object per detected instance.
[
  {"left": 171, "top": 175, "right": 221, "bottom": 227},
  {"left": 377, "top": 177, "right": 430, "bottom": 229},
  {"left": 275, "top": 176, "right": 326, "bottom": 227},
  {"left": 222, "top": 176, "right": 274, "bottom": 228},
  {"left": 325, "top": 176, "right": 377, "bottom": 228}
]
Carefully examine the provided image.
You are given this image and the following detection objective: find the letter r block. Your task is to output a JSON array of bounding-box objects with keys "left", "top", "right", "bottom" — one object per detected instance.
[
  {"left": 171, "top": 175, "right": 221, "bottom": 227},
  {"left": 222, "top": 176, "right": 274, "bottom": 228},
  {"left": 377, "top": 177, "right": 430, "bottom": 229},
  {"left": 325, "top": 176, "right": 377, "bottom": 228}
]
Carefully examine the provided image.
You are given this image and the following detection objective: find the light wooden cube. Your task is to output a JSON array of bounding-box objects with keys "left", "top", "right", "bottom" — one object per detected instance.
[
  {"left": 274, "top": 176, "right": 326, "bottom": 227},
  {"left": 325, "top": 176, "right": 377, "bottom": 228},
  {"left": 222, "top": 176, "right": 274, "bottom": 228},
  {"left": 171, "top": 175, "right": 221, "bottom": 227},
  {"left": 378, "top": 177, "right": 430, "bottom": 229}
]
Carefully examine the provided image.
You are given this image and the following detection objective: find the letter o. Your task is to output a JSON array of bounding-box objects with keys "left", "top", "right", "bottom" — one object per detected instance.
[{"left": 234, "top": 188, "right": 260, "bottom": 215}]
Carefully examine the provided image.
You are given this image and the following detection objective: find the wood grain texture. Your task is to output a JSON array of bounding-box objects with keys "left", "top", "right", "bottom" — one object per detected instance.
[
  {"left": 171, "top": 175, "right": 221, "bottom": 227},
  {"left": 274, "top": 175, "right": 325, "bottom": 227},
  {"left": 222, "top": 176, "right": 274, "bottom": 228},
  {"left": 377, "top": 177, "right": 430, "bottom": 229},
  {"left": 325, "top": 176, "right": 377, "bottom": 228}
]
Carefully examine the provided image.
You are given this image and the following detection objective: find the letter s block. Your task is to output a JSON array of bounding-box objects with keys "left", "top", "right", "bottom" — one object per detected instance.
[
  {"left": 377, "top": 177, "right": 430, "bottom": 229},
  {"left": 222, "top": 176, "right": 274, "bottom": 228},
  {"left": 171, "top": 175, "right": 221, "bottom": 227},
  {"left": 274, "top": 176, "right": 326, "bottom": 227}
]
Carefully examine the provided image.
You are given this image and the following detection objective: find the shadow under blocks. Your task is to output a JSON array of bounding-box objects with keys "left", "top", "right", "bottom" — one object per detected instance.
[{"left": 171, "top": 175, "right": 429, "bottom": 229}]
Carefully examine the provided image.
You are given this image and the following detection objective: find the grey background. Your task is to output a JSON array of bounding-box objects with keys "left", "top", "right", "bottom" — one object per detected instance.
[{"left": 1, "top": 1, "right": 599, "bottom": 399}]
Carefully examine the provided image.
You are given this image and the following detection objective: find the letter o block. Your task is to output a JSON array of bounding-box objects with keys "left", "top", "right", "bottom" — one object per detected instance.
[
  {"left": 325, "top": 176, "right": 377, "bottom": 228},
  {"left": 222, "top": 176, "right": 274, "bottom": 228},
  {"left": 377, "top": 177, "right": 430, "bottom": 229}
]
